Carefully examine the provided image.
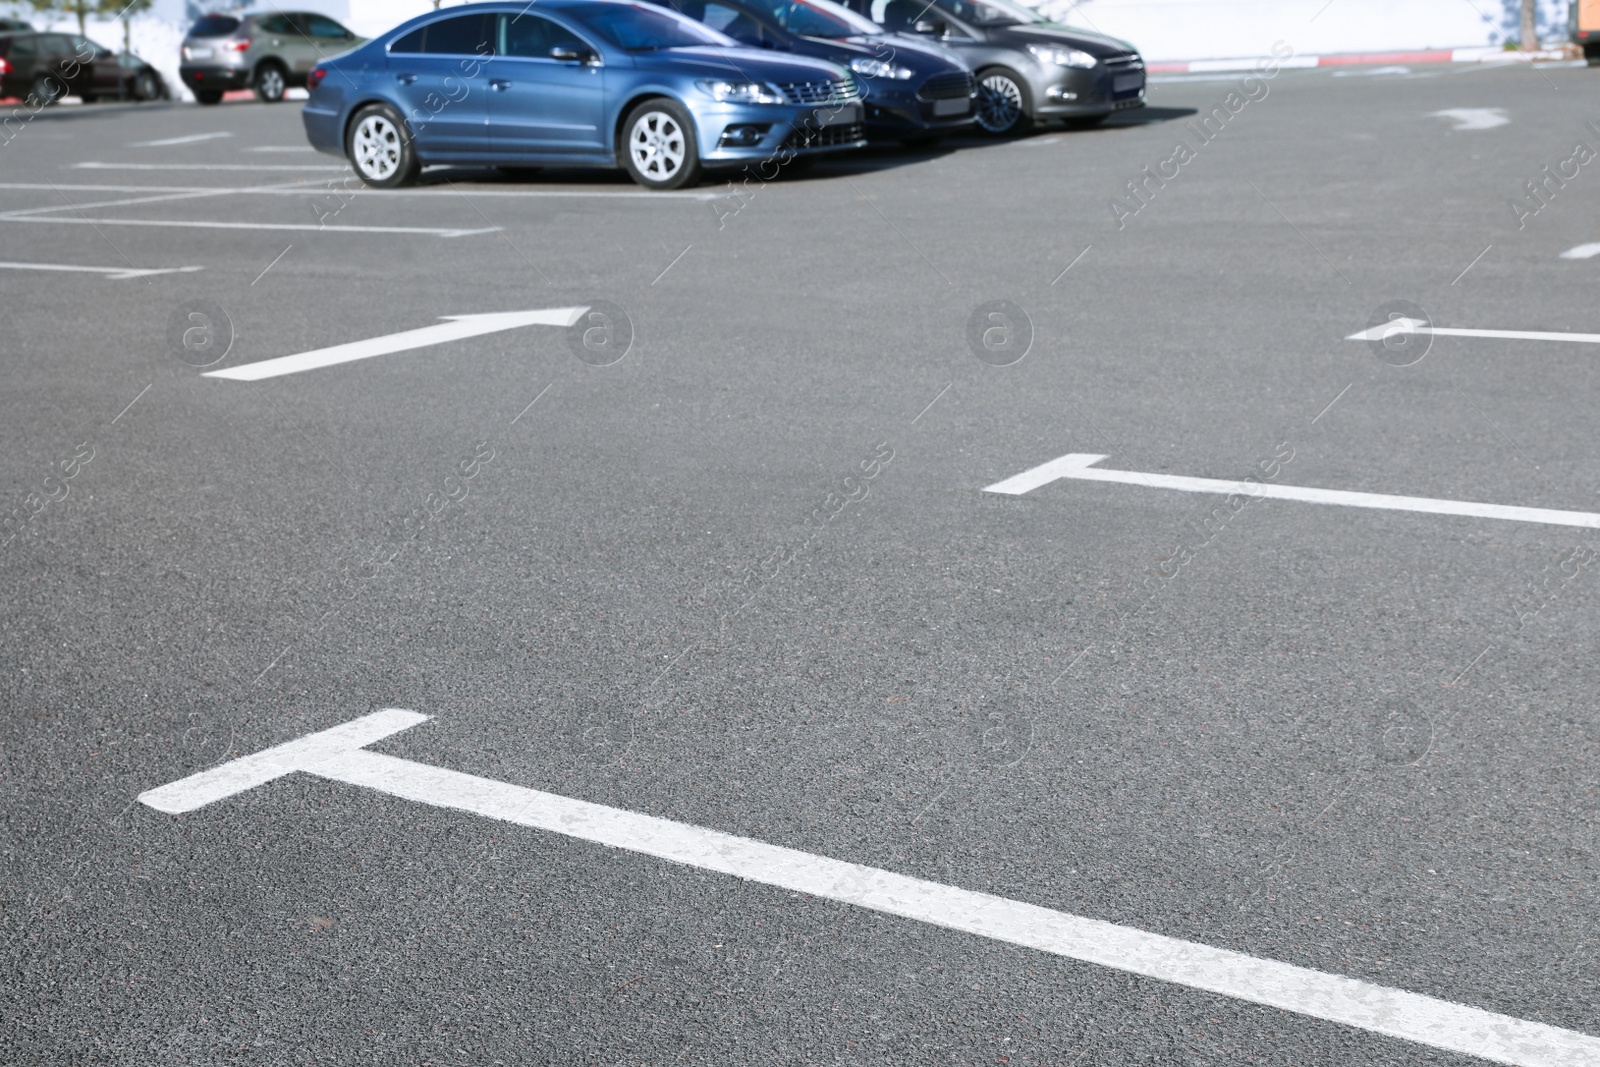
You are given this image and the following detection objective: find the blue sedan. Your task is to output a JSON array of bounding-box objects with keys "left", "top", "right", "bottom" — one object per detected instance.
[{"left": 301, "top": 0, "right": 868, "bottom": 189}]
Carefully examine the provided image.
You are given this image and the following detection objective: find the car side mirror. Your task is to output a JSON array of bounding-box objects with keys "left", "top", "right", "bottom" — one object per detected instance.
[
  {"left": 549, "top": 45, "right": 594, "bottom": 63},
  {"left": 912, "top": 17, "right": 946, "bottom": 34}
]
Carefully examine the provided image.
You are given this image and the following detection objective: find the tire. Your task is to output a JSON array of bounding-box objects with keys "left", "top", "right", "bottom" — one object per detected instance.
[
  {"left": 135, "top": 71, "right": 161, "bottom": 102},
  {"left": 194, "top": 89, "right": 223, "bottom": 105},
  {"left": 28, "top": 74, "right": 62, "bottom": 107},
  {"left": 496, "top": 165, "right": 543, "bottom": 181},
  {"left": 346, "top": 103, "right": 419, "bottom": 188},
  {"left": 80, "top": 93, "right": 97, "bottom": 104},
  {"left": 619, "top": 99, "right": 701, "bottom": 190},
  {"left": 253, "top": 62, "right": 287, "bottom": 103},
  {"left": 974, "top": 68, "right": 1032, "bottom": 136}
]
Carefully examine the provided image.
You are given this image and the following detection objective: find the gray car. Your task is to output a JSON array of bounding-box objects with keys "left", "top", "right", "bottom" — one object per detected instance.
[
  {"left": 178, "top": 9, "right": 363, "bottom": 104},
  {"left": 839, "top": 0, "right": 1143, "bottom": 134}
]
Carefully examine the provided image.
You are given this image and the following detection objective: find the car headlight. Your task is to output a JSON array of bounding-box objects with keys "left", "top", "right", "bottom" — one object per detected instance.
[
  {"left": 1027, "top": 44, "right": 1098, "bottom": 68},
  {"left": 696, "top": 79, "right": 786, "bottom": 104},
  {"left": 849, "top": 57, "right": 914, "bottom": 80}
]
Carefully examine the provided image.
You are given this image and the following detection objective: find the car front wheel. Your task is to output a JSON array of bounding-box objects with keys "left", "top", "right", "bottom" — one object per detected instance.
[
  {"left": 28, "top": 74, "right": 62, "bottom": 107},
  {"left": 254, "top": 63, "right": 286, "bottom": 103},
  {"left": 346, "top": 104, "right": 419, "bottom": 188},
  {"left": 975, "top": 68, "right": 1031, "bottom": 136},
  {"left": 135, "top": 71, "right": 162, "bottom": 101},
  {"left": 620, "top": 100, "right": 701, "bottom": 190}
]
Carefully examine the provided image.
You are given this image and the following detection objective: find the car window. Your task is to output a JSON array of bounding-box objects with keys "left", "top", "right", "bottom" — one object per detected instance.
[
  {"left": 576, "top": 4, "right": 735, "bottom": 51},
  {"left": 762, "top": 0, "right": 879, "bottom": 38},
  {"left": 188, "top": 14, "right": 241, "bottom": 38},
  {"left": 72, "top": 36, "right": 111, "bottom": 58},
  {"left": 6, "top": 35, "right": 33, "bottom": 57},
  {"left": 255, "top": 15, "right": 293, "bottom": 34},
  {"left": 303, "top": 15, "right": 350, "bottom": 39},
  {"left": 930, "top": 0, "right": 1044, "bottom": 25},
  {"left": 501, "top": 13, "right": 586, "bottom": 58},
  {"left": 700, "top": 2, "right": 766, "bottom": 44},
  {"left": 42, "top": 35, "right": 74, "bottom": 57},
  {"left": 391, "top": 13, "right": 493, "bottom": 55}
]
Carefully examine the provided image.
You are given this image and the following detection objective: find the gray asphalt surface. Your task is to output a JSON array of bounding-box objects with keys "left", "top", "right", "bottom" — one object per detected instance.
[{"left": 3, "top": 56, "right": 1600, "bottom": 1066}]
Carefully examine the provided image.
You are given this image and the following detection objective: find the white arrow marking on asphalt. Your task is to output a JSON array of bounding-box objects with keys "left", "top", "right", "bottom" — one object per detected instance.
[
  {"left": 1560, "top": 243, "right": 1600, "bottom": 260},
  {"left": 1429, "top": 107, "right": 1509, "bottom": 130},
  {"left": 137, "top": 710, "right": 1600, "bottom": 1067},
  {"left": 1345, "top": 317, "right": 1600, "bottom": 345},
  {"left": 0, "top": 260, "right": 203, "bottom": 280},
  {"left": 130, "top": 131, "right": 234, "bottom": 147},
  {"left": 983, "top": 453, "right": 1600, "bottom": 529},
  {"left": 203, "top": 307, "right": 588, "bottom": 381}
]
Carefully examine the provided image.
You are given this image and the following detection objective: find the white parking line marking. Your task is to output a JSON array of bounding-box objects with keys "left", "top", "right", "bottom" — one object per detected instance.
[
  {"left": 0, "top": 181, "right": 727, "bottom": 202},
  {"left": 245, "top": 146, "right": 319, "bottom": 153},
  {"left": 0, "top": 260, "right": 203, "bottom": 280},
  {"left": 1429, "top": 108, "right": 1509, "bottom": 130},
  {"left": 984, "top": 453, "right": 1600, "bottom": 529},
  {"left": 130, "top": 131, "right": 233, "bottom": 147},
  {"left": 203, "top": 307, "right": 587, "bottom": 381},
  {"left": 1346, "top": 318, "right": 1600, "bottom": 345},
  {"left": 0, "top": 216, "right": 500, "bottom": 237},
  {"left": 73, "top": 162, "right": 349, "bottom": 172},
  {"left": 138, "top": 709, "right": 1600, "bottom": 1067},
  {"left": 1560, "top": 243, "right": 1600, "bottom": 260}
]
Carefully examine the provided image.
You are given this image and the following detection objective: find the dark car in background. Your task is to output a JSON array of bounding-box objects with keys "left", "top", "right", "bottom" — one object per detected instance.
[
  {"left": 642, "top": 0, "right": 973, "bottom": 142},
  {"left": 302, "top": 0, "right": 867, "bottom": 190},
  {"left": 0, "top": 31, "right": 167, "bottom": 105},
  {"left": 839, "top": 0, "right": 1142, "bottom": 134},
  {"left": 179, "top": 9, "right": 364, "bottom": 104}
]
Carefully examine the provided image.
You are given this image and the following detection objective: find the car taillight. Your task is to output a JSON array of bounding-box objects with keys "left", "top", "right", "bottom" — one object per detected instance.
[
  {"left": 223, "top": 38, "right": 250, "bottom": 52},
  {"left": 0, "top": 58, "right": 9, "bottom": 76},
  {"left": 307, "top": 67, "right": 326, "bottom": 90}
]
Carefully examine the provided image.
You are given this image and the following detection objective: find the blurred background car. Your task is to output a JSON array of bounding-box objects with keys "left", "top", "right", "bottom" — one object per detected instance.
[
  {"left": 0, "top": 18, "right": 33, "bottom": 33},
  {"left": 179, "top": 8, "right": 363, "bottom": 105},
  {"left": 640, "top": 0, "right": 973, "bottom": 144},
  {"left": 839, "top": 0, "right": 1142, "bottom": 134},
  {"left": 303, "top": 0, "right": 867, "bottom": 191},
  {"left": 0, "top": 30, "right": 168, "bottom": 105}
]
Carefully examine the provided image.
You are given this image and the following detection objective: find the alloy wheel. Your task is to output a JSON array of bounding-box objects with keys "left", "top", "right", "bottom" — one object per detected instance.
[
  {"left": 352, "top": 114, "right": 401, "bottom": 181},
  {"left": 629, "top": 111, "right": 685, "bottom": 184},
  {"left": 976, "top": 73, "right": 1024, "bottom": 134},
  {"left": 258, "top": 66, "right": 285, "bottom": 101}
]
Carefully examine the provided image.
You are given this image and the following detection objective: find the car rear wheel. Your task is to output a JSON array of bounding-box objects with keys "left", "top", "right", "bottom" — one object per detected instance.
[
  {"left": 254, "top": 62, "right": 287, "bottom": 103},
  {"left": 135, "top": 71, "right": 161, "bottom": 102},
  {"left": 194, "top": 89, "right": 223, "bottom": 105},
  {"left": 347, "top": 104, "right": 419, "bottom": 189},
  {"left": 620, "top": 100, "right": 701, "bottom": 190},
  {"left": 28, "top": 74, "right": 62, "bottom": 107},
  {"left": 975, "top": 68, "right": 1031, "bottom": 136}
]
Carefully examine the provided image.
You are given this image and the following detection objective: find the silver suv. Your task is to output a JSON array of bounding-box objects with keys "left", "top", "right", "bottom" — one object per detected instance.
[{"left": 178, "top": 9, "right": 363, "bottom": 104}]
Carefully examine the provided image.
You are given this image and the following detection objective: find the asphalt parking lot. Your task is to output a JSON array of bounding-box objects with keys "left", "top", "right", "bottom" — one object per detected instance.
[{"left": 5, "top": 55, "right": 1600, "bottom": 1067}]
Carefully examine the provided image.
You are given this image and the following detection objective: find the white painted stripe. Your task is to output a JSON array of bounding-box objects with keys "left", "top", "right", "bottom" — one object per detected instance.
[
  {"left": 203, "top": 307, "right": 588, "bottom": 380},
  {"left": 245, "top": 146, "right": 319, "bottom": 153},
  {"left": 73, "top": 161, "right": 349, "bottom": 172},
  {"left": 1429, "top": 107, "right": 1510, "bottom": 130},
  {"left": 0, "top": 260, "right": 202, "bottom": 280},
  {"left": 983, "top": 453, "right": 1600, "bottom": 529},
  {"left": 0, "top": 216, "right": 499, "bottom": 237},
  {"left": 0, "top": 181, "right": 722, "bottom": 201},
  {"left": 1345, "top": 318, "right": 1600, "bottom": 345},
  {"left": 1560, "top": 243, "right": 1600, "bottom": 260},
  {"left": 138, "top": 710, "right": 1600, "bottom": 1067},
  {"left": 130, "top": 131, "right": 233, "bottom": 147},
  {"left": 1187, "top": 56, "right": 1318, "bottom": 71}
]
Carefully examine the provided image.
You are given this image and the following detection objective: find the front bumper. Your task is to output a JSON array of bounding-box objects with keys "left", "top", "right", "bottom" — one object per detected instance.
[
  {"left": 695, "top": 99, "right": 868, "bottom": 164},
  {"left": 179, "top": 64, "right": 250, "bottom": 92},
  {"left": 861, "top": 72, "right": 975, "bottom": 134},
  {"left": 1030, "top": 60, "right": 1146, "bottom": 117}
]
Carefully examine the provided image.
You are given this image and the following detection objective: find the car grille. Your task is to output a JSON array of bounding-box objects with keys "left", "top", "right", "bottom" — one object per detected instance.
[
  {"left": 1105, "top": 53, "right": 1144, "bottom": 72},
  {"left": 782, "top": 122, "right": 865, "bottom": 149},
  {"left": 915, "top": 71, "right": 974, "bottom": 101},
  {"left": 1106, "top": 52, "right": 1145, "bottom": 98},
  {"left": 777, "top": 77, "right": 861, "bottom": 106}
]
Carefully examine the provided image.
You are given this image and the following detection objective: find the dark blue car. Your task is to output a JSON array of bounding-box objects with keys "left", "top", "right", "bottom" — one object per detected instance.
[
  {"left": 641, "top": 0, "right": 975, "bottom": 141},
  {"left": 302, "top": 0, "right": 867, "bottom": 189}
]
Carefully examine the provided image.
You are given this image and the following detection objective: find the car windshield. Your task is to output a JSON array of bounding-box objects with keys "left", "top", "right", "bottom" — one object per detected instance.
[
  {"left": 932, "top": 0, "right": 1045, "bottom": 26},
  {"left": 188, "top": 15, "right": 241, "bottom": 38},
  {"left": 577, "top": 3, "right": 735, "bottom": 50},
  {"left": 759, "top": 0, "right": 881, "bottom": 38}
]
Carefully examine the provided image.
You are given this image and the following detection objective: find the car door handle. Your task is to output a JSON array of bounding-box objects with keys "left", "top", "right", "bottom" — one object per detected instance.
[
  {"left": 490, "top": 79, "right": 511, "bottom": 91},
  {"left": 395, "top": 73, "right": 417, "bottom": 84}
]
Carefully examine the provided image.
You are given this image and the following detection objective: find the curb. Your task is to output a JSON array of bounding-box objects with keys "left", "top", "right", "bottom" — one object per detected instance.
[{"left": 1149, "top": 46, "right": 1575, "bottom": 74}]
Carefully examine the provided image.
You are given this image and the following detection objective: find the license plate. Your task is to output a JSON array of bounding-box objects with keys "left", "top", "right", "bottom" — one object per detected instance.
[
  {"left": 813, "top": 103, "right": 860, "bottom": 127},
  {"left": 933, "top": 97, "right": 969, "bottom": 116},
  {"left": 1113, "top": 73, "right": 1143, "bottom": 93},
  {"left": 185, "top": 46, "right": 212, "bottom": 59}
]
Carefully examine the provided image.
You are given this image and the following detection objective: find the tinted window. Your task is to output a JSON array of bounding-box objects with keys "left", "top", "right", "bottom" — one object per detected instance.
[
  {"left": 422, "top": 13, "right": 494, "bottom": 54},
  {"left": 763, "top": 0, "right": 879, "bottom": 37},
  {"left": 255, "top": 14, "right": 293, "bottom": 34},
  {"left": 5, "top": 35, "right": 33, "bottom": 57},
  {"left": 304, "top": 15, "right": 350, "bottom": 38},
  {"left": 188, "top": 14, "right": 241, "bottom": 38},
  {"left": 501, "top": 14, "right": 586, "bottom": 58},
  {"left": 576, "top": 5, "right": 734, "bottom": 50},
  {"left": 389, "top": 25, "right": 425, "bottom": 53},
  {"left": 72, "top": 36, "right": 111, "bottom": 58},
  {"left": 699, "top": 3, "right": 766, "bottom": 43},
  {"left": 41, "top": 35, "right": 73, "bottom": 57}
]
